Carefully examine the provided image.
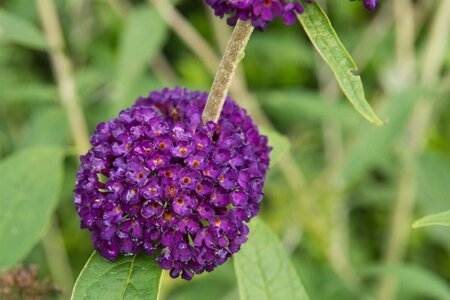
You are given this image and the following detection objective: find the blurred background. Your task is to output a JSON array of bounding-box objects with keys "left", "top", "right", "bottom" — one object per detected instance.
[{"left": 0, "top": 0, "right": 449, "bottom": 299}]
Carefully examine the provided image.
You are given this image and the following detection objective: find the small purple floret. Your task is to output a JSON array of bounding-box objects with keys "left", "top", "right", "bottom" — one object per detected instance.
[
  {"left": 74, "top": 87, "right": 271, "bottom": 280},
  {"left": 362, "top": 0, "right": 377, "bottom": 10}
]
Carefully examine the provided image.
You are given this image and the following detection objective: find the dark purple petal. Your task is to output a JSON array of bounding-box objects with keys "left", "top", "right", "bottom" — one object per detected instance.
[{"left": 363, "top": 0, "right": 377, "bottom": 10}]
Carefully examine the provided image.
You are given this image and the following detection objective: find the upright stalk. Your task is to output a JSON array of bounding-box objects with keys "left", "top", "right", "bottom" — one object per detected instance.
[
  {"left": 202, "top": 20, "right": 254, "bottom": 124},
  {"left": 36, "top": 0, "right": 90, "bottom": 154},
  {"left": 36, "top": 0, "right": 92, "bottom": 293},
  {"left": 376, "top": 0, "right": 416, "bottom": 298}
]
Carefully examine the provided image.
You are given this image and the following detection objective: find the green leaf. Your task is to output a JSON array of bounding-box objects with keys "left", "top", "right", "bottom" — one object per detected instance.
[
  {"left": 0, "top": 146, "right": 64, "bottom": 269},
  {"left": 234, "top": 218, "right": 310, "bottom": 300},
  {"left": 0, "top": 9, "right": 48, "bottom": 50},
  {"left": 413, "top": 211, "right": 450, "bottom": 228},
  {"left": 297, "top": 2, "right": 383, "bottom": 126},
  {"left": 114, "top": 6, "right": 168, "bottom": 107},
  {"left": 259, "top": 127, "right": 290, "bottom": 166},
  {"left": 71, "top": 252, "right": 162, "bottom": 300}
]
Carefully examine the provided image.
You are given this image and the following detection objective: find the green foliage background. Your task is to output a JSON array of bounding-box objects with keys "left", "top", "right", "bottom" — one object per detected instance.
[{"left": 0, "top": 0, "right": 449, "bottom": 299}]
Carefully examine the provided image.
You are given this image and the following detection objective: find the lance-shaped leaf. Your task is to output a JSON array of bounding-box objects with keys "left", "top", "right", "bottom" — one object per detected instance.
[
  {"left": 71, "top": 252, "right": 162, "bottom": 300},
  {"left": 413, "top": 211, "right": 450, "bottom": 228},
  {"left": 234, "top": 217, "right": 310, "bottom": 300},
  {"left": 0, "top": 146, "right": 64, "bottom": 269},
  {"left": 297, "top": 2, "right": 383, "bottom": 126}
]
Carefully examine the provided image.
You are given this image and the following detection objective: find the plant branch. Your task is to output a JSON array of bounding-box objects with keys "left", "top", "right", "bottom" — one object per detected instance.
[
  {"left": 377, "top": 0, "right": 417, "bottom": 298},
  {"left": 36, "top": 0, "right": 90, "bottom": 294},
  {"left": 202, "top": 20, "right": 253, "bottom": 123},
  {"left": 36, "top": 0, "right": 91, "bottom": 154}
]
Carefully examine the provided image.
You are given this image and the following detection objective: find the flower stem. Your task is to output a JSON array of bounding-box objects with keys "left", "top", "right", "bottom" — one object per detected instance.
[
  {"left": 202, "top": 20, "right": 254, "bottom": 124},
  {"left": 36, "top": 0, "right": 91, "bottom": 154}
]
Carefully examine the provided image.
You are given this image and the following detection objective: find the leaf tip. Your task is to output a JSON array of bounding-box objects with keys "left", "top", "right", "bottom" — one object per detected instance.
[
  {"left": 373, "top": 117, "right": 385, "bottom": 127},
  {"left": 366, "top": 114, "right": 385, "bottom": 127}
]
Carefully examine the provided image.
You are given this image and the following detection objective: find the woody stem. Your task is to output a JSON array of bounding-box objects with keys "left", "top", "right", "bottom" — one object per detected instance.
[{"left": 202, "top": 20, "right": 254, "bottom": 124}]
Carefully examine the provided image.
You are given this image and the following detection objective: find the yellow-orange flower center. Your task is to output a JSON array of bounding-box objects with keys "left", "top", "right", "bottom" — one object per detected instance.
[{"left": 164, "top": 212, "right": 173, "bottom": 221}]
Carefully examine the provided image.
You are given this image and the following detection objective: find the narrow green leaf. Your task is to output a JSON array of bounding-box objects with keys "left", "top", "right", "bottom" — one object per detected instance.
[
  {"left": 0, "top": 146, "right": 64, "bottom": 269},
  {"left": 114, "top": 6, "right": 168, "bottom": 107},
  {"left": 297, "top": 2, "right": 383, "bottom": 126},
  {"left": 259, "top": 127, "right": 290, "bottom": 166},
  {"left": 0, "top": 9, "right": 48, "bottom": 50},
  {"left": 413, "top": 211, "right": 450, "bottom": 228},
  {"left": 234, "top": 218, "right": 310, "bottom": 300},
  {"left": 71, "top": 252, "right": 162, "bottom": 300}
]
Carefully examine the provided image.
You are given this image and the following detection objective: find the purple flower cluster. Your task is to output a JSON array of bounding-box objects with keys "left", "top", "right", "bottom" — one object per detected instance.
[
  {"left": 205, "top": 0, "right": 378, "bottom": 30},
  {"left": 74, "top": 87, "right": 271, "bottom": 280},
  {"left": 205, "top": 0, "right": 305, "bottom": 30}
]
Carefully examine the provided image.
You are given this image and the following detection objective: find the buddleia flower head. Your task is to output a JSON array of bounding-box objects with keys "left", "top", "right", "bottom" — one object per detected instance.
[{"left": 74, "top": 87, "right": 271, "bottom": 280}]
